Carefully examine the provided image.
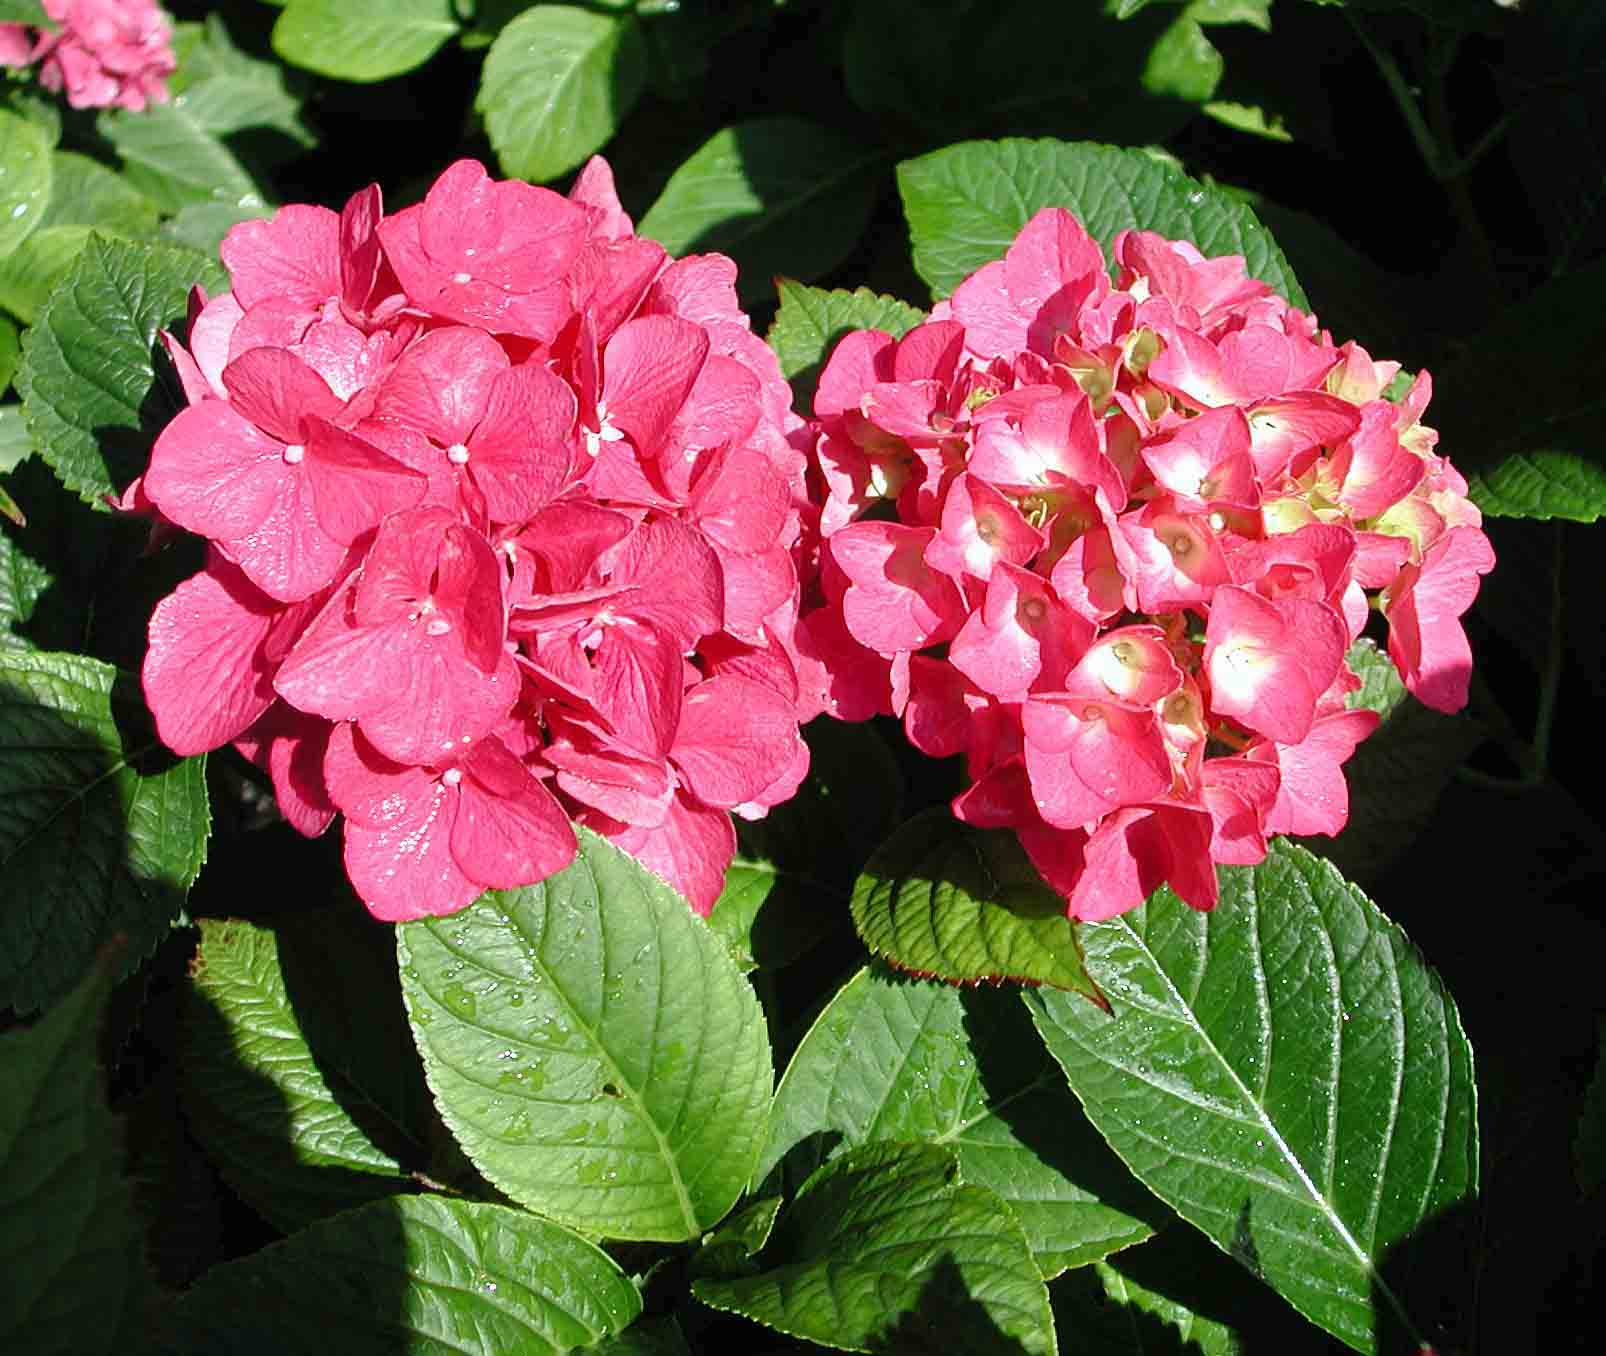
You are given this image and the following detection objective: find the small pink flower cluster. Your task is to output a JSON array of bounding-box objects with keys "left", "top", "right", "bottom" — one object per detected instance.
[
  {"left": 136, "top": 159, "right": 812, "bottom": 920},
  {"left": 797, "top": 208, "right": 1494, "bottom": 922},
  {"left": 0, "top": 0, "right": 175, "bottom": 112}
]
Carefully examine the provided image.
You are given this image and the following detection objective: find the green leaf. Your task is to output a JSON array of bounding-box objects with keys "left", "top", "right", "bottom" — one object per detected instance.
[
  {"left": 851, "top": 809, "right": 1103, "bottom": 997},
  {"left": 0, "top": 108, "right": 52, "bottom": 262},
  {"left": 37, "top": 151, "right": 161, "bottom": 236},
  {"left": 695, "top": 1141, "right": 1056, "bottom": 1354},
  {"left": 182, "top": 917, "right": 425, "bottom": 1232},
  {"left": 710, "top": 717, "right": 903, "bottom": 973},
  {"left": 478, "top": 6, "right": 647, "bottom": 184},
  {"left": 97, "top": 104, "right": 267, "bottom": 217},
  {"left": 272, "top": 0, "right": 461, "bottom": 83},
  {"left": 692, "top": 1193, "right": 783, "bottom": 1279},
  {"left": 897, "top": 138, "right": 1306, "bottom": 306},
  {"left": 1312, "top": 639, "right": 1484, "bottom": 886},
  {"left": 766, "top": 281, "right": 926, "bottom": 416},
  {"left": 156, "top": 1195, "right": 642, "bottom": 1354},
  {"left": 0, "top": 227, "right": 102, "bottom": 326},
  {"left": 1049, "top": 1222, "right": 1317, "bottom": 1353},
  {"left": 1142, "top": 15, "right": 1224, "bottom": 104},
  {"left": 158, "top": 201, "right": 272, "bottom": 256},
  {"left": 1465, "top": 443, "right": 1606, "bottom": 523},
  {"left": 594, "top": 1316, "right": 694, "bottom": 1356},
  {"left": 398, "top": 827, "right": 773, "bottom": 1242},
  {"left": 16, "top": 236, "right": 225, "bottom": 509},
  {"left": 169, "top": 14, "right": 315, "bottom": 154},
  {"left": 639, "top": 118, "right": 882, "bottom": 305},
  {"left": 759, "top": 966, "right": 1164, "bottom": 1278},
  {"left": 1028, "top": 841, "right": 1478, "bottom": 1353},
  {"left": 0, "top": 400, "right": 30, "bottom": 471},
  {"left": 0, "top": 958, "right": 146, "bottom": 1356},
  {"left": 0, "top": 314, "right": 17, "bottom": 393},
  {"left": 0, "top": 649, "right": 209, "bottom": 1014},
  {"left": 0, "top": 1, "right": 48, "bottom": 24}
]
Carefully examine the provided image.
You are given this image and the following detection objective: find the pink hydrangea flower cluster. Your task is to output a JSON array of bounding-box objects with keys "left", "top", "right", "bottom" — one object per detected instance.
[
  {"left": 797, "top": 207, "right": 1494, "bottom": 923},
  {"left": 135, "top": 158, "right": 813, "bottom": 920},
  {"left": 0, "top": 0, "right": 175, "bottom": 112}
]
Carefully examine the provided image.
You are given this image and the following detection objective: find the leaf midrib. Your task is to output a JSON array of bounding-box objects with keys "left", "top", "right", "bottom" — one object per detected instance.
[{"left": 1111, "top": 899, "right": 1420, "bottom": 1342}]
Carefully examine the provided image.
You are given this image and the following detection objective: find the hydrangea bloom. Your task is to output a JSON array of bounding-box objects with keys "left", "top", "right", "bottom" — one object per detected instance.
[
  {"left": 0, "top": 0, "right": 175, "bottom": 111},
  {"left": 136, "top": 158, "right": 812, "bottom": 920},
  {"left": 796, "top": 208, "right": 1493, "bottom": 923}
]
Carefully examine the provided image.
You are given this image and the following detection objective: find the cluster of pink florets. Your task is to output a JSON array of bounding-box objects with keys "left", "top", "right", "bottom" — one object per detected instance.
[
  {"left": 796, "top": 208, "right": 1494, "bottom": 922},
  {"left": 0, "top": 0, "right": 175, "bottom": 112},
  {"left": 134, "top": 158, "right": 812, "bottom": 919}
]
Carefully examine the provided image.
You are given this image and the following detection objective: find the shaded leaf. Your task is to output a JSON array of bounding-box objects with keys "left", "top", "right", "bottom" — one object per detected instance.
[
  {"left": 16, "top": 236, "right": 225, "bottom": 508},
  {"left": 1029, "top": 841, "right": 1478, "bottom": 1353},
  {"left": 181, "top": 917, "right": 425, "bottom": 1233},
  {"left": 478, "top": 6, "right": 647, "bottom": 184},
  {"left": 640, "top": 117, "right": 882, "bottom": 304},
  {"left": 156, "top": 1195, "right": 642, "bottom": 1354},
  {"left": 1578, "top": 1019, "right": 1606, "bottom": 1196},
  {"left": 851, "top": 809, "right": 1102, "bottom": 997},
  {"left": 711, "top": 718, "right": 902, "bottom": 972},
  {"left": 1313, "top": 639, "right": 1484, "bottom": 886},
  {"left": 766, "top": 281, "right": 926, "bottom": 416},
  {"left": 695, "top": 1141, "right": 1056, "bottom": 1354},
  {"left": 1435, "top": 256, "right": 1606, "bottom": 522},
  {"left": 0, "top": 957, "right": 146, "bottom": 1356},
  {"left": 843, "top": 1, "right": 1196, "bottom": 147},
  {"left": 897, "top": 138, "right": 1305, "bottom": 306},
  {"left": 759, "top": 966, "right": 1164, "bottom": 1278},
  {"left": 398, "top": 827, "right": 772, "bottom": 1242},
  {"left": 0, "top": 649, "right": 208, "bottom": 1013}
]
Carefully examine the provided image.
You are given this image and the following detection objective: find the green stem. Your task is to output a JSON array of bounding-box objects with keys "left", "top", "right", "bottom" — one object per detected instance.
[
  {"left": 1528, "top": 523, "right": 1566, "bottom": 782},
  {"left": 1350, "top": 19, "right": 1443, "bottom": 177}
]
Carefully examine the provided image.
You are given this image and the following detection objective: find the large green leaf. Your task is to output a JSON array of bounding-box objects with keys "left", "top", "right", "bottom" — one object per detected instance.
[
  {"left": 851, "top": 809, "right": 1102, "bottom": 996},
  {"left": 639, "top": 118, "right": 883, "bottom": 304},
  {"left": 272, "top": 0, "right": 461, "bottom": 83},
  {"left": 1028, "top": 841, "right": 1478, "bottom": 1353},
  {"left": 759, "top": 966, "right": 1164, "bottom": 1278},
  {"left": 897, "top": 138, "right": 1306, "bottom": 306},
  {"left": 0, "top": 958, "right": 146, "bottom": 1356},
  {"left": 97, "top": 106, "right": 265, "bottom": 217},
  {"left": 182, "top": 917, "right": 430, "bottom": 1232},
  {"left": 695, "top": 1141, "right": 1057, "bottom": 1354},
  {"left": 16, "top": 236, "right": 224, "bottom": 509},
  {"left": 398, "top": 827, "right": 772, "bottom": 1242},
  {"left": 155, "top": 1195, "right": 642, "bottom": 1354},
  {"left": 0, "top": 649, "right": 208, "bottom": 1014},
  {"left": 766, "top": 281, "right": 926, "bottom": 416},
  {"left": 0, "top": 108, "right": 51, "bottom": 264},
  {"left": 478, "top": 6, "right": 647, "bottom": 184}
]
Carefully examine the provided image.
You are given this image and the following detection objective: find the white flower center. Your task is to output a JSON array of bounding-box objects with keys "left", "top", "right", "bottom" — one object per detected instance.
[{"left": 282, "top": 443, "right": 305, "bottom": 465}]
